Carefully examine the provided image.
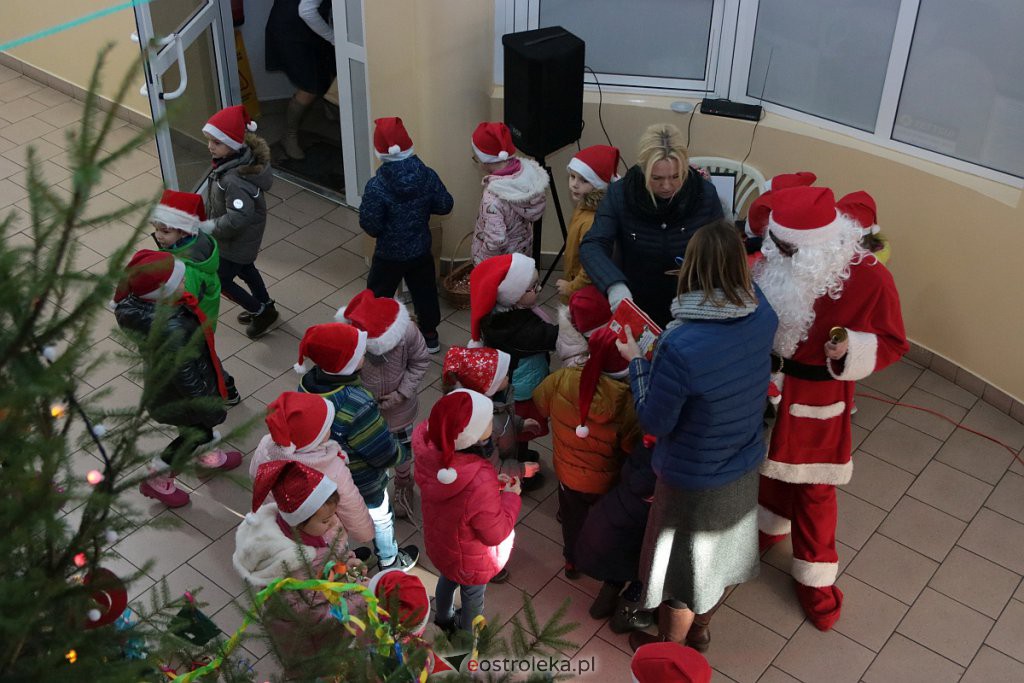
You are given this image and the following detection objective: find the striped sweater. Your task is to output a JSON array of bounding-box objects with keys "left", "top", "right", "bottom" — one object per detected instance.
[{"left": 299, "top": 368, "right": 408, "bottom": 507}]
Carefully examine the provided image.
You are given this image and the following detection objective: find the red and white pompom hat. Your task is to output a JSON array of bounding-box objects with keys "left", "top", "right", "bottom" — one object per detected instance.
[
  {"left": 766, "top": 186, "right": 843, "bottom": 247},
  {"left": 151, "top": 189, "right": 207, "bottom": 235},
  {"left": 837, "top": 190, "right": 880, "bottom": 236},
  {"left": 251, "top": 460, "right": 338, "bottom": 526},
  {"left": 337, "top": 289, "right": 410, "bottom": 356},
  {"left": 113, "top": 249, "right": 186, "bottom": 303},
  {"left": 567, "top": 144, "right": 621, "bottom": 190},
  {"left": 265, "top": 392, "right": 335, "bottom": 455},
  {"left": 373, "top": 116, "right": 415, "bottom": 162},
  {"left": 368, "top": 568, "right": 431, "bottom": 636},
  {"left": 576, "top": 327, "right": 630, "bottom": 438},
  {"left": 202, "top": 105, "right": 257, "bottom": 151},
  {"left": 468, "top": 253, "right": 536, "bottom": 347},
  {"left": 747, "top": 171, "right": 817, "bottom": 238},
  {"left": 568, "top": 285, "right": 612, "bottom": 336},
  {"left": 630, "top": 642, "right": 712, "bottom": 683},
  {"left": 442, "top": 346, "right": 511, "bottom": 397},
  {"left": 471, "top": 121, "right": 516, "bottom": 163},
  {"left": 427, "top": 389, "right": 493, "bottom": 484},
  {"left": 294, "top": 323, "right": 368, "bottom": 376}
]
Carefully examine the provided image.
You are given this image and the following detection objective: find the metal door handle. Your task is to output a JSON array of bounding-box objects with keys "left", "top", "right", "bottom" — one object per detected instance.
[{"left": 160, "top": 35, "right": 188, "bottom": 100}]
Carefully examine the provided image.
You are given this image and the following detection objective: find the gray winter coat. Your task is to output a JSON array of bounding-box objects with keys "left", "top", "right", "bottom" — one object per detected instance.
[{"left": 204, "top": 134, "right": 274, "bottom": 264}]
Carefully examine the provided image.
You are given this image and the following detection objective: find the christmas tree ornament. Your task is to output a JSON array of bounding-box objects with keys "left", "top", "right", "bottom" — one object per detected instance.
[
  {"left": 90, "top": 424, "right": 107, "bottom": 438},
  {"left": 50, "top": 402, "right": 67, "bottom": 419},
  {"left": 41, "top": 345, "right": 58, "bottom": 362},
  {"left": 73, "top": 553, "right": 87, "bottom": 568},
  {"left": 87, "top": 609, "right": 101, "bottom": 622},
  {"left": 86, "top": 470, "right": 104, "bottom": 485},
  {"left": 65, "top": 649, "right": 77, "bottom": 664},
  {"left": 104, "top": 529, "right": 118, "bottom": 544}
]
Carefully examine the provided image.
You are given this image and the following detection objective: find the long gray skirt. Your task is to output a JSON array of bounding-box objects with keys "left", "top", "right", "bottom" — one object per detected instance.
[{"left": 638, "top": 467, "right": 760, "bottom": 614}]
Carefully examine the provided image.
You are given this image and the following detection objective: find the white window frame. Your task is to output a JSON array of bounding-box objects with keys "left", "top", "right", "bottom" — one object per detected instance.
[{"left": 494, "top": 0, "right": 1024, "bottom": 187}]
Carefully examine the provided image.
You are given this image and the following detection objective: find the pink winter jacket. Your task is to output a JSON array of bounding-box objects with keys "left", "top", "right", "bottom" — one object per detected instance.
[
  {"left": 359, "top": 313, "right": 430, "bottom": 432},
  {"left": 232, "top": 504, "right": 368, "bottom": 664},
  {"left": 472, "top": 157, "right": 549, "bottom": 264},
  {"left": 249, "top": 434, "right": 374, "bottom": 544},
  {"left": 412, "top": 421, "right": 521, "bottom": 585}
]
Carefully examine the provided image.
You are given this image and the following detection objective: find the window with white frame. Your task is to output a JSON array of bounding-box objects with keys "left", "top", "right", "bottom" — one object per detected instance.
[{"left": 494, "top": 0, "right": 1024, "bottom": 183}]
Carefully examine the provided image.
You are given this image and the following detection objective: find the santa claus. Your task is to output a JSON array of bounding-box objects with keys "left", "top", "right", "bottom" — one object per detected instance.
[{"left": 753, "top": 185, "right": 908, "bottom": 631}]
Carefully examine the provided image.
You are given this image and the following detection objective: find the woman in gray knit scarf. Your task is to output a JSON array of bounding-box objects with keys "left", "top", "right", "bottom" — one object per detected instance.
[{"left": 617, "top": 220, "right": 778, "bottom": 653}]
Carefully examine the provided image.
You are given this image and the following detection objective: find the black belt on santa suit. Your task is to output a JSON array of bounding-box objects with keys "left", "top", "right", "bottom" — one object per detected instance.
[{"left": 770, "top": 354, "right": 833, "bottom": 382}]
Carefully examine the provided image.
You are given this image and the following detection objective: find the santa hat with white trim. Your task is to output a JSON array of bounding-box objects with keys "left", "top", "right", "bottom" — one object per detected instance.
[
  {"left": 468, "top": 253, "right": 536, "bottom": 347},
  {"left": 747, "top": 171, "right": 817, "bottom": 238},
  {"left": 151, "top": 189, "right": 206, "bottom": 235},
  {"left": 336, "top": 289, "right": 410, "bottom": 356},
  {"left": 373, "top": 116, "right": 415, "bottom": 162},
  {"left": 442, "top": 346, "right": 511, "bottom": 397},
  {"left": 113, "top": 250, "right": 186, "bottom": 303},
  {"left": 630, "top": 643, "right": 712, "bottom": 683},
  {"left": 575, "top": 327, "right": 630, "bottom": 438},
  {"left": 567, "top": 144, "right": 620, "bottom": 190},
  {"left": 368, "top": 568, "right": 431, "bottom": 636},
  {"left": 265, "top": 392, "right": 335, "bottom": 455},
  {"left": 767, "top": 186, "right": 844, "bottom": 247},
  {"left": 568, "top": 285, "right": 612, "bottom": 336},
  {"left": 251, "top": 460, "right": 337, "bottom": 527},
  {"left": 202, "top": 105, "right": 257, "bottom": 151},
  {"left": 293, "top": 323, "right": 368, "bottom": 376},
  {"left": 837, "top": 190, "right": 880, "bottom": 236},
  {"left": 471, "top": 121, "right": 515, "bottom": 163},
  {"left": 427, "top": 389, "right": 493, "bottom": 484}
]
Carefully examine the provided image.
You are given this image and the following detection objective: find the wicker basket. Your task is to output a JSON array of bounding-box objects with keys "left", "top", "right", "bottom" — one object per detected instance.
[{"left": 441, "top": 232, "right": 474, "bottom": 309}]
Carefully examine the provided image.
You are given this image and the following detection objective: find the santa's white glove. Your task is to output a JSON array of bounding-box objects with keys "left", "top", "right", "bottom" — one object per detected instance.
[
  {"left": 607, "top": 282, "right": 633, "bottom": 312},
  {"left": 197, "top": 219, "right": 217, "bottom": 234}
]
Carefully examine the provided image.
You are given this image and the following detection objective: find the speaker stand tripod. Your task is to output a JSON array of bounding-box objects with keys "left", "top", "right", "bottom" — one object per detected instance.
[{"left": 531, "top": 156, "right": 569, "bottom": 289}]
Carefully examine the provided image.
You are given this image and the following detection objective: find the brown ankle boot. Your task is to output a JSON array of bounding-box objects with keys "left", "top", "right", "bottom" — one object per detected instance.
[
  {"left": 628, "top": 602, "right": 694, "bottom": 652},
  {"left": 686, "top": 592, "right": 727, "bottom": 652}
]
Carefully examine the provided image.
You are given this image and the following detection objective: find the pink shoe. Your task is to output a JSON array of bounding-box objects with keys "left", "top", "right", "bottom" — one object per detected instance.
[
  {"left": 140, "top": 476, "right": 190, "bottom": 508},
  {"left": 197, "top": 449, "right": 243, "bottom": 471}
]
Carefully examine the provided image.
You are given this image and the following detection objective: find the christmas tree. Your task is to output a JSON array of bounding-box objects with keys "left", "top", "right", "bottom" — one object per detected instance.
[{"left": 0, "top": 48, "right": 578, "bottom": 682}]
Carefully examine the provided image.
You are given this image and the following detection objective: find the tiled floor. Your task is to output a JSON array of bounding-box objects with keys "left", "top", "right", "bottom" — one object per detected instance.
[{"left": 6, "top": 69, "right": 1024, "bottom": 681}]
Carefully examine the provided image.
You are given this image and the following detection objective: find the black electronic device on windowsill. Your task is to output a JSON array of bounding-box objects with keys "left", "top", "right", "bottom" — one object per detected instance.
[{"left": 699, "top": 98, "right": 763, "bottom": 121}]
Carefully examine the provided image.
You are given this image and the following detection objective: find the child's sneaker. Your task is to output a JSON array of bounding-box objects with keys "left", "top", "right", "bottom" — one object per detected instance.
[
  {"left": 245, "top": 302, "right": 279, "bottom": 339},
  {"left": 140, "top": 474, "right": 190, "bottom": 508},
  {"left": 197, "top": 449, "right": 244, "bottom": 471},
  {"left": 225, "top": 384, "right": 241, "bottom": 407},
  {"left": 434, "top": 608, "right": 462, "bottom": 636},
  {"left": 423, "top": 332, "right": 440, "bottom": 355},
  {"left": 379, "top": 545, "right": 419, "bottom": 571},
  {"left": 237, "top": 299, "right": 274, "bottom": 325}
]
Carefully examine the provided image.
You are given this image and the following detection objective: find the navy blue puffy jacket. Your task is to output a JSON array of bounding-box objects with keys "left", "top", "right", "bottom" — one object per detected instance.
[
  {"left": 359, "top": 156, "right": 454, "bottom": 262},
  {"left": 628, "top": 290, "right": 778, "bottom": 490}
]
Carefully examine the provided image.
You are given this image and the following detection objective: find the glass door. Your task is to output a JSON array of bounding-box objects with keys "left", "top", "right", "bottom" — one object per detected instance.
[
  {"left": 332, "top": 0, "right": 372, "bottom": 208},
  {"left": 134, "top": 0, "right": 240, "bottom": 191}
]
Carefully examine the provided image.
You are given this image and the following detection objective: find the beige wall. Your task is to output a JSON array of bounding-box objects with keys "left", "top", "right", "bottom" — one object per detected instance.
[
  {"left": 364, "top": 4, "right": 1024, "bottom": 401},
  {"left": 1, "top": 0, "right": 146, "bottom": 116}
]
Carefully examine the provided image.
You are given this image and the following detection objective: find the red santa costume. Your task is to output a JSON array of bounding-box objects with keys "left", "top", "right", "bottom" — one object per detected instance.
[{"left": 753, "top": 186, "right": 907, "bottom": 631}]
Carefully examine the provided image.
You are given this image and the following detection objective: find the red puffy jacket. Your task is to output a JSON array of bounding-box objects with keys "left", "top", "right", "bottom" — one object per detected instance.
[{"left": 412, "top": 422, "right": 521, "bottom": 585}]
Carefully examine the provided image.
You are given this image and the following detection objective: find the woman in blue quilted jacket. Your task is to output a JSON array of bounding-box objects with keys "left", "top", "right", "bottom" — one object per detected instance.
[{"left": 617, "top": 220, "right": 778, "bottom": 654}]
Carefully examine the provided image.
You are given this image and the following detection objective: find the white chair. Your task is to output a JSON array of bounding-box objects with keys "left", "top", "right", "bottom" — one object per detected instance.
[{"left": 689, "top": 156, "right": 766, "bottom": 222}]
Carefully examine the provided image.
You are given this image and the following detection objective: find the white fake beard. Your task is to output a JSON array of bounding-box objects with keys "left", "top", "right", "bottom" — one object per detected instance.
[{"left": 754, "top": 218, "right": 868, "bottom": 358}]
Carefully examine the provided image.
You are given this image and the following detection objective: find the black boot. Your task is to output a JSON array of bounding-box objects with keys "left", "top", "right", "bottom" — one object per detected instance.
[
  {"left": 517, "top": 442, "right": 544, "bottom": 492},
  {"left": 245, "top": 302, "right": 279, "bottom": 339},
  {"left": 590, "top": 582, "right": 623, "bottom": 620}
]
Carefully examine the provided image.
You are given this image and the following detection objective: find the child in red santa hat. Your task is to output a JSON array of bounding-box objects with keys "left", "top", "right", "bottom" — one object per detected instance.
[
  {"left": 532, "top": 326, "right": 641, "bottom": 581},
  {"left": 113, "top": 250, "right": 241, "bottom": 509},
  {"left": 360, "top": 117, "right": 453, "bottom": 353},
  {"left": 198, "top": 105, "right": 277, "bottom": 340},
  {"left": 470, "top": 121, "right": 549, "bottom": 264},
  {"left": 295, "top": 322, "right": 419, "bottom": 571},
  {"left": 630, "top": 642, "right": 712, "bottom": 683},
  {"left": 233, "top": 459, "right": 368, "bottom": 675},
  {"left": 338, "top": 289, "right": 431, "bottom": 520},
  {"left": 469, "top": 253, "right": 557, "bottom": 490},
  {"left": 413, "top": 389, "right": 522, "bottom": 633},
  {"left": 555, "top": 284, "right": 614, "bottom": 369},
  {"left": 249, "top": 391, "right": 374, "bottom": 549},
  {"left": 837, "top": 190, "right": 890, "bottom": 264},
  {"left": 557, "top": 145, "right": 620, "bottom": 301}
]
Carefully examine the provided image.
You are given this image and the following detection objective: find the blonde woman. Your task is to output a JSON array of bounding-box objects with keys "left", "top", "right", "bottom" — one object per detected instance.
[{"left": 579, "top": 123, "right": 722, "bottom": 327}]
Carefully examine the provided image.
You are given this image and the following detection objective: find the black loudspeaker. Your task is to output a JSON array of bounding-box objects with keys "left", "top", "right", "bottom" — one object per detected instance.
[{"left": 502, "top": 27, "right": 585, "bottom": 159}]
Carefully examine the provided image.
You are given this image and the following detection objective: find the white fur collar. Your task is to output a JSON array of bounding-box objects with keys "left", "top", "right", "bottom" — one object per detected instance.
[
  {"left": 485, "top": 157, "right": 550, "bottom": 203},
  {"left": 232, "top": 504, "right": 317, "bottom": 587}
]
